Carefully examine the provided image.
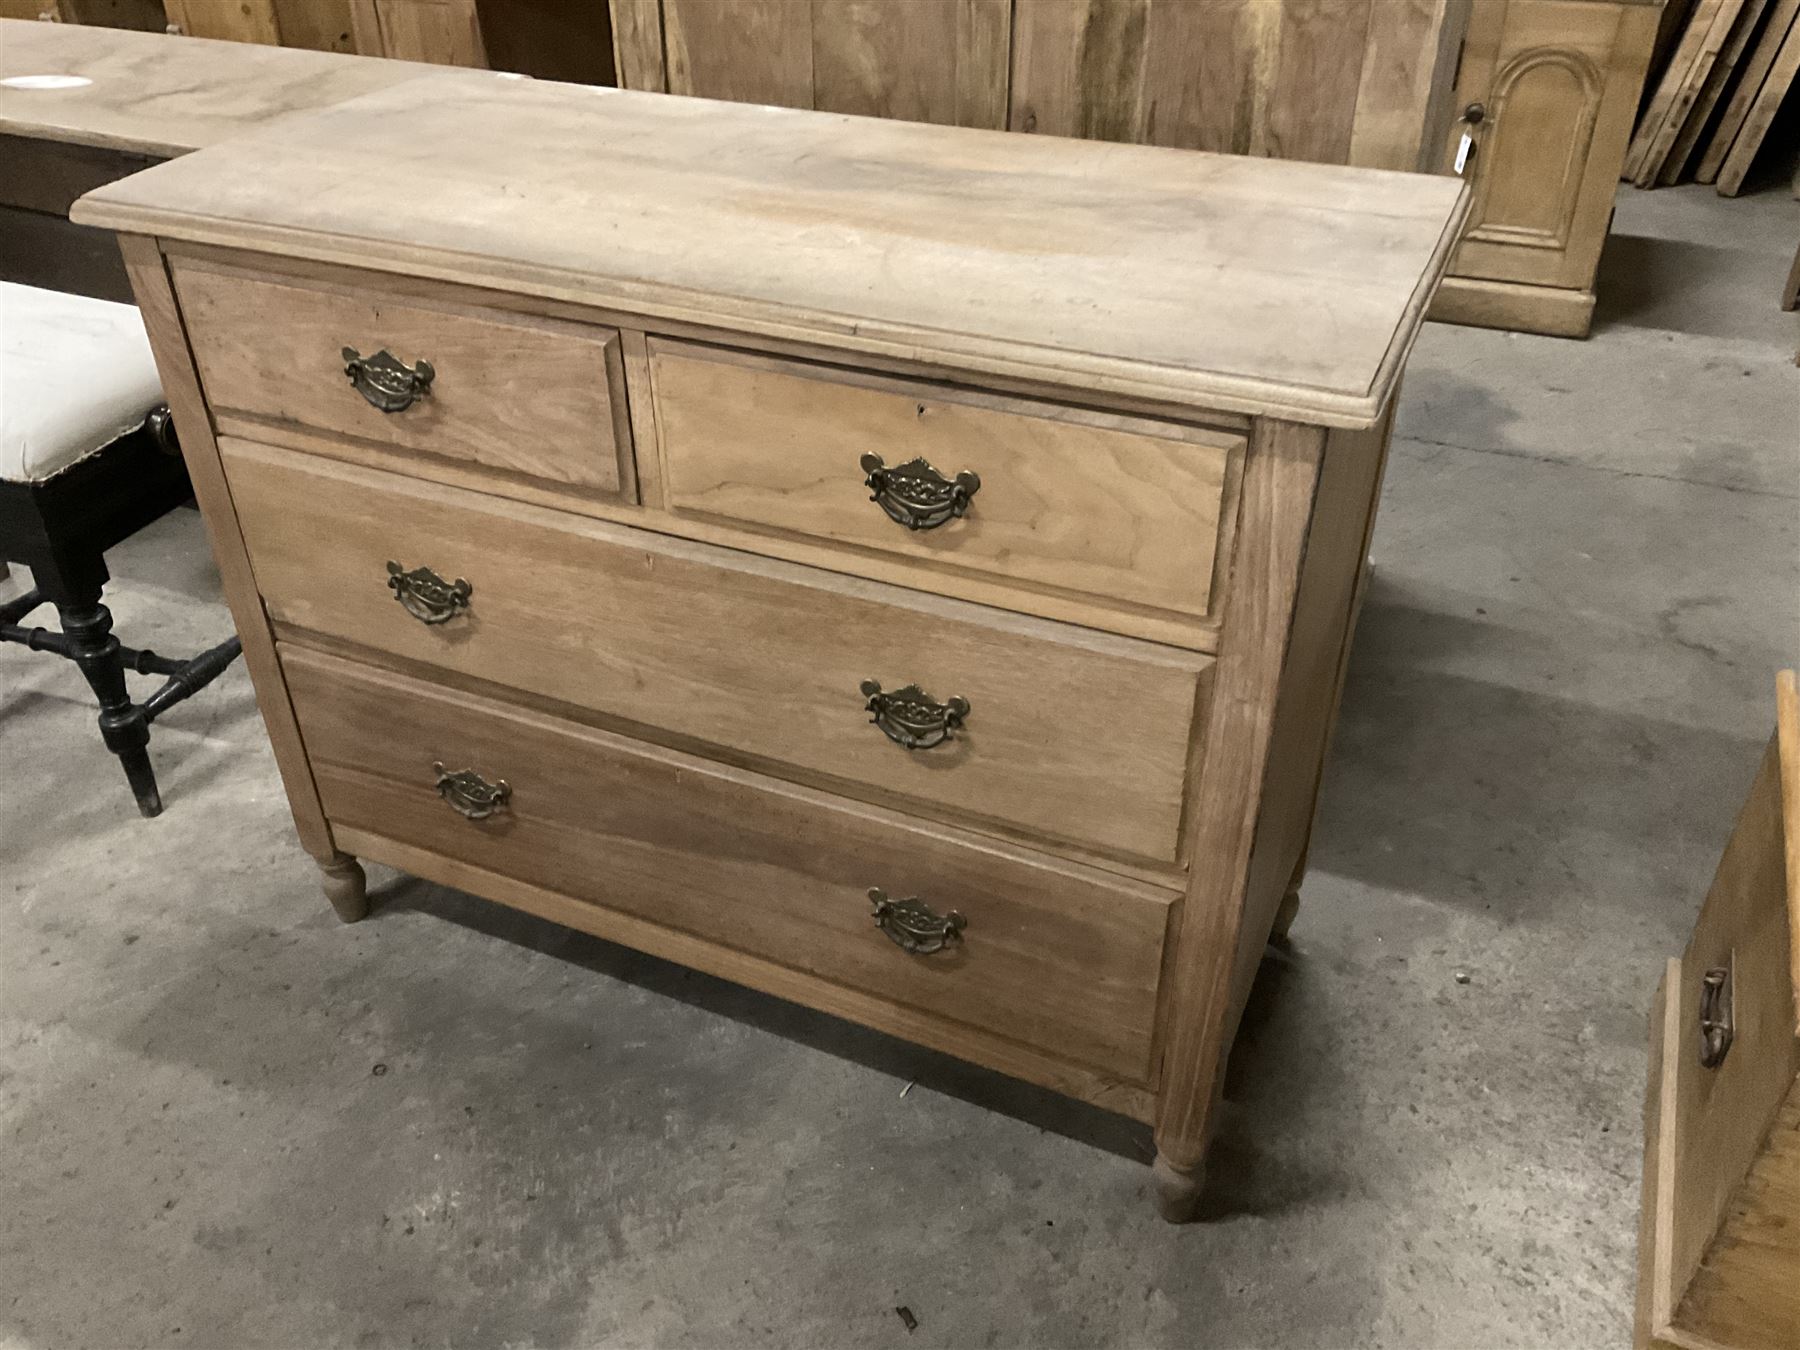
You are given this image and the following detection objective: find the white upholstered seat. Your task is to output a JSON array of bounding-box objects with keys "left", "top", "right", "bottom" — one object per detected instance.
[{"left": 1, "top": 281, "right": 162, "bottom": 484}]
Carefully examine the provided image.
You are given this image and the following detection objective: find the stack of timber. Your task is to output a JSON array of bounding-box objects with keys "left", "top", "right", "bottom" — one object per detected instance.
[{"left": 1625, "top": 0, "right": 1800, "bottom": 191}]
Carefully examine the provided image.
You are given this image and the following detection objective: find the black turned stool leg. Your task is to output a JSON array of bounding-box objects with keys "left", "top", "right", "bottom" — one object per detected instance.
[{"left": 55, "top": 597, "right": 162, "bottom": 817}]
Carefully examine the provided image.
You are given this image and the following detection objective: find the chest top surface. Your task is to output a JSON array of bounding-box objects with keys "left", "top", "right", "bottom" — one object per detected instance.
[
  {"left": 73, "top": 76, "right": 1469, "bottom": 426},
  {"left": 0, "top": 19, "right": 446, "bottom": 159}
]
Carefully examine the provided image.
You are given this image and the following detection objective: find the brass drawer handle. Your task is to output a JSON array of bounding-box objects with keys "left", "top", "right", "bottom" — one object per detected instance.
[
  {"left": 433, "top": 761, "right": 510, "bottom": 820},
  {"left": 343, "top": 345, "right": 435, "bottom": 413},
  {"left": 861, "top": 679, "right": 969, "bottom": 750},
  {"left": 387, "top": 560, "right": 471, "bottom": 625},
  {"left": 860, "top": 452, "right": 980, "bottom": 530},
  {"left": 1699, "top": 965, "right": 1733, "bottom": 1068},
  {"left": 869, "top": 888, "right": 965, "bottom": 955}
]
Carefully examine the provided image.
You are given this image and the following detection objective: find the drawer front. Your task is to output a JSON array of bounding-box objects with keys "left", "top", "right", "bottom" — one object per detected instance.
[
  {"left": 227, "top": 441, "right": 1205, "bottom": 862},
  {"left": 1664, "top": 728, "right": 1800, "bottom": 1308},
  {"left": 285, "top": 646, "right": 1174, "bottom": 1080},
  {"left": 647, "top": 339, "right": 1241, "bottom": 627},
  {"left": 172, "top": 257, "right": 634, "bottom": 498}
]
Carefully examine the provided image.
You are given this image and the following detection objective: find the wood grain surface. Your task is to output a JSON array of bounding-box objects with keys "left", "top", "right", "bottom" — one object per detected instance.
[
  {"left": 648, "top": 338, "right": 1241, "bottom": 627},
  {"left": 0, "top": 17, "right": 445, "bottom": 157},
  {"left": 226, "top": 440, "right": 1208, "bottom": 863},
  {"left": 174, "top": 256, "right": 634, "bottom": 499},
  {"left": 72, "top": 74, "right": 1470, "bottom": 427},
  {"left": 286, "top": 644, "right": 1176, "bottom": 1082}
]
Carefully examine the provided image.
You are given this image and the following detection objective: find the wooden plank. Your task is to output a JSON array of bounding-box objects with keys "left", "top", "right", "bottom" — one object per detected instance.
[
  {"left": 1264, "top": 0, "right": 1379, "bottom": 165},
  {"left": 1630, "top": 0, "right": 1750, "bottom": 185},
  {"left": 1132, "top": 0, "right": 1260, "bottom": 154},
  {"left": 1625, "top": 0, "right": 1733, "bottom": 179},
  {"left": 663, "top": 0, "right": 812, "bottom": 107},
  {"left": 608, "top": 0, "right": 666, "bottom": 91},
  {"left": 272, "top": 0, "right": 357, "bottom": 53},
  {"left": 1696, "top": 0, "right": 1799, "bottom": 180},
  {"left": 1658, "top": 0, "right": 1774, "bottom": 183},
  {"left": 1008, "top": 0, "right": 1151, "bottom": 143},
  {"left": 1152, "top": 418, "right": 1325, "bottom": 1188},
  {"left": 71, "top": 76, "right": 1471, "bottom": 428},
  {"left": 954, "top": 0, "right": 1013, "bottom": 130},
  {"left": 1781, "top": 668, "right": 1799, "bottom": 1031},
  {"left": 163, "top": 0, "right": 283, "bottom": 43},
  {"left": 115, "top": 235, "right": 338, "bottom": 860},
  {"left": 1232, "top": 407, "right": 1393, "bottom": 1001},
  {"left": 363, "top": 0, "right": 487, "bottom": 66},
  {"left": 1348, "top": 0, "right": 1472, "bottom": 171},
  {"left": 1636, "top": 959, "right": 1683, "bottom": 1349},
  {"left": 1716, "top": 8, "right": 1800, "bottom": 192},
  {"left": 810, "top": 0, "right": 1009, "bottom": 128}
]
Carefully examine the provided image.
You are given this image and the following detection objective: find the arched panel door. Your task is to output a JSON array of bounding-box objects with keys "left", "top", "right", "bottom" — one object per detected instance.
[
  {"left": 1444, "top": 0, "right": 1654, "bottom": 294},
  {"left": 1466, "top": 48, "right": 1602, "bottom": 253}
]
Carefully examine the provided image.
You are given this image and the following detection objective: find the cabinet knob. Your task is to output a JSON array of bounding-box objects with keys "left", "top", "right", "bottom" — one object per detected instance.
[
  {"left": 343, "top": 345, "right": 435, "bottom": 413},
  {"left": 1461, "top": 102, "right": 1486, "bottom": 126},
  {"left": 869, "top": 888, "right": 966, "bottom": 955}
]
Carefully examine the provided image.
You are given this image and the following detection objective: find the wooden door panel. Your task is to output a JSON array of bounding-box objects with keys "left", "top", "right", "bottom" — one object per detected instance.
[{"left": 1446, "top": 0, "right": 1654, "bottom": 291}]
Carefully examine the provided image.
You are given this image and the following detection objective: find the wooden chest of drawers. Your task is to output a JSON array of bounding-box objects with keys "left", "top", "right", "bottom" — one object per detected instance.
[{"left": 73, "top": 77, "right": 1467, "bottom": 1219}]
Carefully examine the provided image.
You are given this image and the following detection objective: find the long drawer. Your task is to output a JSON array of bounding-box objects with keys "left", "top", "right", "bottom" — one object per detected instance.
[
  {"left": 225, "top": 440, "right": 1207, "bottom": 863},
  {"left": 283, "top": 645, "right": 1176, "bottom": 1081},
  {"left": 647, "top": 338, "right": 1242, "bottom": 628},
  {"left": 172, "top": 255, "right": 636, "bottom": 499}
]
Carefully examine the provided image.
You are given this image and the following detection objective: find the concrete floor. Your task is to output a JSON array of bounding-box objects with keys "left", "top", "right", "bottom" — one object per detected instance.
[{"left": 3, "top": 180, "right": 1797, "bottom": 1350}]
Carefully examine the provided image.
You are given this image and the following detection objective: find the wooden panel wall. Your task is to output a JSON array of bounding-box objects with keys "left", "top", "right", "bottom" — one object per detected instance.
[{"left": 617, "top": 0, "right": 1468, "bottom": 169}]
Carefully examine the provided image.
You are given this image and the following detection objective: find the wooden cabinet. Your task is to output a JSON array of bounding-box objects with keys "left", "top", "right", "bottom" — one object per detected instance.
[
  {"left": 1637, "top": 671, "right": 1800, "bottom": 1350},
  {"left": 1430, "top": 0, "right": 1663, "bottom": 336},
  {"left": 74, "top": 78, "right": 1466, "bottom": 1219},
  {"left": 613, "top": 0, "right": 1470, "bottom": 172}
]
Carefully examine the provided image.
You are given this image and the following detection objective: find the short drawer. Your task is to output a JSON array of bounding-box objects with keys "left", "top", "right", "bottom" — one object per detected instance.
[
  {"left": 646, "top": 339, "right": 1242, "bottom": 630},
  {"left": 284, "top": 645, "right": 1175, "bottom": 1081},
  {"left": 225, "top": 439, "right": 1206, "bottom": 863},
  {"left": 172, "top": 256, "right": 635, "bottom": 499}
]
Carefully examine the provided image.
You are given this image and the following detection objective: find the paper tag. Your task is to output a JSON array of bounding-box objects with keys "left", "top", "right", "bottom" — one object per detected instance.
[{"left": 1454, "top": 132, "right": 1474, "bottom": 175}]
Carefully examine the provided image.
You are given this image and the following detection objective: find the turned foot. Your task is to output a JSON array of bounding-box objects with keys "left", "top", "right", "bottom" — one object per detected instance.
[
  {"left": 318, "top": 853, "right": 368, "bottom": 923},
  {"left": 1271, "top": 884, "right": 1301, "bottom": 942},
  {"left": 1151, "top": 1151, "right": 1204, "bottom": 1223}
]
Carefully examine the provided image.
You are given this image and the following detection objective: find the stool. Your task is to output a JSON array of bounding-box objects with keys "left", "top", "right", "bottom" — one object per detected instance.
[{"left": 1, "top": 281, "right": 242, "bottom": 817}]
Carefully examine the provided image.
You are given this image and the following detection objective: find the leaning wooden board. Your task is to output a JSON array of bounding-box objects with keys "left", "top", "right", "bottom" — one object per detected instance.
[
  {"left": 1696, "top": 0, "right": 1800, "bottom": 181},
  {"left": 73, "top": 76, "right": 1468, "bottom": 1219},
  {"left": 1637, "top": 670, "right": 1800, "bottom": 1349},
  {"left": 1717, "top": 10, "right": 1800, "bottom": 193}
]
